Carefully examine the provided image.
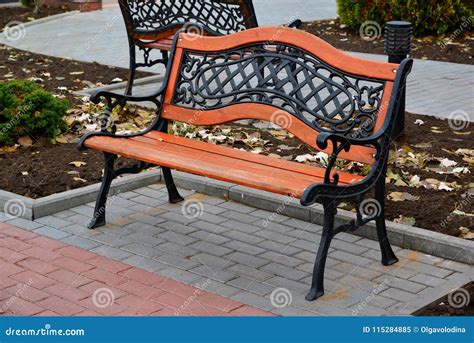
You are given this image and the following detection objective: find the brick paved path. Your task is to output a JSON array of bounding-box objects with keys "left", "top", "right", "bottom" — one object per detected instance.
[
  {"left": 2, "top": 184, "right": 471, "bottom": 316},
  {"left": 0, "top": 223, "right": 272, "bottom": 316}
]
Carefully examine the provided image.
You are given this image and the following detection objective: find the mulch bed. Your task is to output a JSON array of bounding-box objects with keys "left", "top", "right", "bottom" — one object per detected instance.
[
  {"left": 0, "top": 6, "right": 69, "bottom": 30},
  {"left": 302, "top": 19, "right": 473, "bottom": 64},
  {"left": 0, "top": 44, "right": 150, "bottom": 107},
  {"left": 414, "top": 282, "right": 474, "bottom": 316}
]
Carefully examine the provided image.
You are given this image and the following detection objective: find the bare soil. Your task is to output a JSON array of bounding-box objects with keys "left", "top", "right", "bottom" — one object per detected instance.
[
  {"left": 0, "top": 6, "right": 70, "bottom": 30},
  {"left": 302, "top": 19, "right": 473, "bottom": 65},
  {"left": 414, "top": 282, "right": 474, "bottom": 316}
]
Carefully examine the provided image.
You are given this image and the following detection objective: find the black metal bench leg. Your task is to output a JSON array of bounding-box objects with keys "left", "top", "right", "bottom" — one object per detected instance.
[
  {"left": 375, "top": 174, "right": 399, "bottom": 266},
  {"left": 125, "top": 44, "right": 137, "bottom": 95},
  {"left": 306, "top": 201, "right": 336, "bottom": 301},
  {"left": 88, "top": 153, "right": 117, "bottom": 230},
  {"left": 162, "top": 167, "right": 184, "bottom": 204}
]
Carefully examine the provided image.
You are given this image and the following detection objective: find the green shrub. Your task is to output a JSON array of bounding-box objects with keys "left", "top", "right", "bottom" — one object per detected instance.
[
  {"left": 0, "top": 80, "right": 68, "bottom": 146},
  {"left": 337, "top": 0, "right": 474, "bottom": 36},
  {"left": 20, "top": 0, "right": 36, "bottom": 8}
]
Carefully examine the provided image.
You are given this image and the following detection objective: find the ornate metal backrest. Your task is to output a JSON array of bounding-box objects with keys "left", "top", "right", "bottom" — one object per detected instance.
[
  {"left": 119, "top": 0, "right": 257, "bottom": 38},
  {"left": 161, "top": 27, "right": 400, "bottom": 164}
]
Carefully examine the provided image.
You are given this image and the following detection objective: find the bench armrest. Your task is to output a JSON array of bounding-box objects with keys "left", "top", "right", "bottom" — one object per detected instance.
[
  {"left": 300, "top": 58, "right": 413, "bottom": 206},
  {"left": 89, "top": 89, "right": 163, "bottom": 108},
  {"left": 77, "top": 86, "right": 168, "bottom": 151}
]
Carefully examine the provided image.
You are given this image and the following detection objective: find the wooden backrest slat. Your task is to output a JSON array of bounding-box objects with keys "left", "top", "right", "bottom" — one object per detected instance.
[{"left": 173, "top": 27, "right": 398, "bottom": 81}]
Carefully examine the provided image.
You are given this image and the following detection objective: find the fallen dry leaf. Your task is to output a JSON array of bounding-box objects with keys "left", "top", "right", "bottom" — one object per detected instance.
[
  {"left": 18, "top": 136, "right": 32, "bottom": 147},
  {"left": 393, "top": 215, "right": 416, "bottom": 226},
  {"left": 388, "top": 192, "right": 420, "bottom": 202},
  {"left": 69, "top": 161, "right": 87, "bottom": 168}
]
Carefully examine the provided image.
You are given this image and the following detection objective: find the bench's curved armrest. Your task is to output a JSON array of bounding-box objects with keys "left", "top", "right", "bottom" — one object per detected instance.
[
  {"left": 300, "top": 135, "right": 385, "bottom": 206},
  {"left": 89, "top": 89, "right": 163, "bottom": 108},
  {"left": 77, "top": 87, "right": 168, "bottom": 151},
  {"left": 301, "top": 58, "right": 414, "bottom": 206}
]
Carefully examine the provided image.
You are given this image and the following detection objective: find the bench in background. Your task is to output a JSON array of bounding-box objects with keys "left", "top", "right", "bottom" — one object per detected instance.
[{"left": 118, "top": 0, "right": 301, "bottom": 94}]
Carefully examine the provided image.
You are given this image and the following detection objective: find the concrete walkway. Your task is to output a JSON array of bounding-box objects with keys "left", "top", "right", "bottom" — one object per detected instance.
[
  {"left": 2, "top": 3, "right": 473, "bottom": 120},
  {"left": 2, "top": 183, "right": 472, "bottom": 316}
]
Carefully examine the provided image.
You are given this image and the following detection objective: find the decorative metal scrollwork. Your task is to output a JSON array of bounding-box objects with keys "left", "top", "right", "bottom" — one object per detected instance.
[
  {"left": 124, "top": 0, "right": 249, "bottom": 35},
  {"left": 172, "top": 44, "right": 386, "bottom": 137}
]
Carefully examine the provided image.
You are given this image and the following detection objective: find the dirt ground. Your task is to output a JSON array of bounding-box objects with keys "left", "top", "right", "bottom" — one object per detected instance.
[
  {"left": 302, "top": 19, "right": 473, "bottom": 64},
  {"left": 415, "top": 282, "right": 474, "bottom": 316}
]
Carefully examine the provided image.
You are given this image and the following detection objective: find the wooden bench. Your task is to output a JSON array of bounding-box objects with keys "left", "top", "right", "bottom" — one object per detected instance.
[
  {"left": 119, "top": 0, "right": 301, "bottom": 94},
  {"left": 77, "top": 27, "right": 413, "bottom": 301}
]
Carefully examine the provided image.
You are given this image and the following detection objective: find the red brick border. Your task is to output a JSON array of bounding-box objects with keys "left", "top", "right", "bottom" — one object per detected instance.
[{"left": 0, "top": 223, "right": 273, "bottom": 316}]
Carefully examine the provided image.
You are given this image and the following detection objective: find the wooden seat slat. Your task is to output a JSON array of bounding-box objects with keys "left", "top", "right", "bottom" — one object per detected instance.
[
  {"left": 143, "top": 131, "right": 362, "bottom": 184},
  {"left": 84, "top": 133, "right": 363, "bottom": 198}
]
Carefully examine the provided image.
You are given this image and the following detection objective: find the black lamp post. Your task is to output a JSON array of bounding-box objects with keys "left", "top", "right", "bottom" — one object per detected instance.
[{"left": 384, "top": 21, "right": 412, "bottom": 140}]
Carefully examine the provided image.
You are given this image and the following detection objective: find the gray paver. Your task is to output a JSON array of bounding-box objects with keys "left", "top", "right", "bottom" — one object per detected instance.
[
  {"left": 35, "top": 216, "right": 74, "bottom": 229},
  {"left": 91, "top": 245, "right": 132, "bottom": 261},
  {"left": 60, "top": 235, "right": 101, "bottom": 250},
  {"left": 223, "top": 240, "right": 266, "bottom": 256},
  {"left": 231, "top": 292, "right": 274, "bottom": 311},
  {"left": 224, "top": 252, "right": 270, "bottom": 269},
  {"left": 33, "top": 226, "right": 71, "bottom": 240},
  {"left": 121, "top": 255, "right": 167, "bottom": 273},
  {"left": 157, "top": 267, "right": 202, "bottom": 284},
  {"left": 190, "top": 241, "right": 233, "bottom": 257},
  {"left": 380, "top": 288, "right": 417, "bottom": 303},
  {"left": 261, "top": 263, "right": 307, "bottom": 281},
  {"left": 190, "top": 265, "right": 237, "bottom": 283},
  {"left": 228, "top": 277, "right": 274, "bottom": 296},
  {"left": 191, "top": 253, "right": 235, "bottom": 269},
  {"left": 6, "top": 218, "right": 43, "bottom": 231},
  {"left": 258, "top": 251, "right": 304, "bottom": 268},
  {"left": 228, "top": 264, "right": 273, "bottom": 282}
]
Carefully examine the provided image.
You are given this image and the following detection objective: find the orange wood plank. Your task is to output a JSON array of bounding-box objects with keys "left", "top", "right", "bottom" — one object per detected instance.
[
  {"left": 142, "top": 131, "right": 363, "bottom": 184},
  {"left": 83, "top": 134, "right": 364, "bottom": 198},
  {"left": 175, "top": 27, "right": 398, "bottom": 81}
]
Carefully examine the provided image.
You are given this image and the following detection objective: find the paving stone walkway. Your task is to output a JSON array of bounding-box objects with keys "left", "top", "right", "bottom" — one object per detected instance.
[
  {"left": 0, "top": 223, "right": 272, "bottom": 316},
  {"left": 2, "top": 183, "right": 472, "bottom": 316}
]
